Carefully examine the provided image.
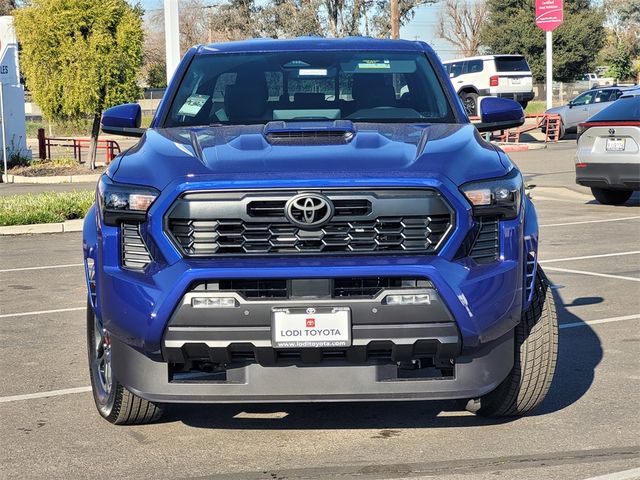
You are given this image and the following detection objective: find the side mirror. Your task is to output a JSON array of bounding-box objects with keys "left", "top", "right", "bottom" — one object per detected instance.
[
  {"left": 475, "top": 97, "right": 525, "bottom": 133},
  {"left": 101, "top": 103, "right": 145, "bottom": 137},
  {"left": 568, "top": 101, "right": 574, "bottom": 109}
]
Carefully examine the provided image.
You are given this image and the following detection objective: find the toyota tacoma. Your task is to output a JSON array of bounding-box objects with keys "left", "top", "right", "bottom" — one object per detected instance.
[{"left": 83, "top": 37, "right": 558, "bottom": 424}]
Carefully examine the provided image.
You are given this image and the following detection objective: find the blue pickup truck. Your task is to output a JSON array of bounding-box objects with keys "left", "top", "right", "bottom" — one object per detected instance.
[{"left": 83, "top": 37, "right": 557, "bottom": 424}]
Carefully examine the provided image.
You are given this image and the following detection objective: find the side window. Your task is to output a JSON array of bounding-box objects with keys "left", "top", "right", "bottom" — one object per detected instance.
[
  {"left": 448, "top": 62, "right": 463, "bottom": 78},
  {"left": 467, "top": 60, "right": 483, "bottom": 74},
  {"left": 594, "top": 90, "right": 614, "bottom": 103},
  {"left": 571, "top": 91, "right": 594, "bottom": 106}
]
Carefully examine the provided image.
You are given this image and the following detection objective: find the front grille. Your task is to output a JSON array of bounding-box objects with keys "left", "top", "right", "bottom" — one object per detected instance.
[
  {"left": 121, "top": 223, "right": 152, "bottom": 270},
  {"left": 167, "top": 189, "right": 453, "bottom": 257},
  {"left": 190, "top": 277, "right": 434, "bottom": 300}
]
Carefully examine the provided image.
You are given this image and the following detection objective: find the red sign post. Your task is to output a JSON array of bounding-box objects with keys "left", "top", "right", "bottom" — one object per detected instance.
[{"left": 536, "top": 0, "right": 564, "bottom": 109}]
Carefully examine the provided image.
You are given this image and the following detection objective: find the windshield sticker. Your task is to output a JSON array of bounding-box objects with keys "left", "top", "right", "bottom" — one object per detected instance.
[
  {"left": 299, "top": 68, "right": 328, "bottom": 76},
  {"left": 177, "top": 94, "right": 209, "bottom": 117},
  {"left": 357, "top": 59, "right": 391, "bottom": 70}
]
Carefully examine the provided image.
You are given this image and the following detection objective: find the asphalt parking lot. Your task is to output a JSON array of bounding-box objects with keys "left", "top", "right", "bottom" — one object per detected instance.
[{"left": 1, "top": 142, "right": 639, "bottom": 480}]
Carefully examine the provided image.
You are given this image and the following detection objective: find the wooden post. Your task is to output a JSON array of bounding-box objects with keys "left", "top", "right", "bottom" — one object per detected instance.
[{"left": 37, "top": 128, "right": 46, "bottom": 160}]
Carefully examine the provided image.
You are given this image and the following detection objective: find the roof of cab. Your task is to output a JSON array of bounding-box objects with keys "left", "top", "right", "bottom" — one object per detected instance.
[{"left": 197, "top": 36, "right": 434, "bottom": 54}]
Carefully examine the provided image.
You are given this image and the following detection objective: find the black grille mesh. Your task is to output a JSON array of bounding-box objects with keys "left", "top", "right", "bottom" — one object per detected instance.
[{"left": 169, "top": 216, "right": 451, "bottom": 256}]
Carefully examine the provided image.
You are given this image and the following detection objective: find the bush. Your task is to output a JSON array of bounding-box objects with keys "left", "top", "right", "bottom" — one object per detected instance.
[{"left": 0, "top": 191, "right": 94, "bottom": 226}]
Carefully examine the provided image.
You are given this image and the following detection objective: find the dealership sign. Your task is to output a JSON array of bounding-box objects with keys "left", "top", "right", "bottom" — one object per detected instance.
[{"left": 536, "top": 0, "right": 564, "bottom": 32}]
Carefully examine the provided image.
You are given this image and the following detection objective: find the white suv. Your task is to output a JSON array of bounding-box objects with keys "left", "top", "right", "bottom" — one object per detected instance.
[{"left": 443, "top": 55, "right": 534, "bottom": 116}]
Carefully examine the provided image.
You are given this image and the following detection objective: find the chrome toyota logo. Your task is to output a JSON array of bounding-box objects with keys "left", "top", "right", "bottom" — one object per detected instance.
[
  {"left": 285, "top": 193, "right": 334, "bottom": 229},
  {"left": 609, "top": 128, "right": 616, "bottom": 135}
]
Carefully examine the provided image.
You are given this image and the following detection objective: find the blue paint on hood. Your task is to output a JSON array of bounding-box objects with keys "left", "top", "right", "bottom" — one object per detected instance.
[{"left": 111, "top": 122, "right": 509, "bottom": 191}]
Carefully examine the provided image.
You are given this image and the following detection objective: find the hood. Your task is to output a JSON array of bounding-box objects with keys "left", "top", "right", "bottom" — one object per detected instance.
[
  {"left": 111, "top": 122, "right": 509, "bottom": 191},
  {"left": 545, "top": 106, "right": 565, "bottom": 115}
]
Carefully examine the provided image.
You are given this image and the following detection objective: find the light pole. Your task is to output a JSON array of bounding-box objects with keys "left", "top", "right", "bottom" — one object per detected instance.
[{"left": 164, "top": 0, "right": 181, "bottom": 84}]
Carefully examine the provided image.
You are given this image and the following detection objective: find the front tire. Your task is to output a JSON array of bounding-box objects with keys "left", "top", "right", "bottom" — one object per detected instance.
[
  {"left": 473, "top": 268, "right": 558, "bottom": 417},
  {"left": 591, "top": 187, "right": 633, "bottom": 205},
  {"left": 461, "top": 92, "right": 478, "bottom": 116},
  {"left": 87, "top": 300, "right": 165, "bottom": 425}
]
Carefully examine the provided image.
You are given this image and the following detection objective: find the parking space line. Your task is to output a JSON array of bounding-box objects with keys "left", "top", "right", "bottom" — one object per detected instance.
[
  {"left": 0, "top": 386, "right": 92, "bottom": 404},
  {"left": 560, "top": 314, "right": 640, "bottom": 330},
  {"left": 583, "top": 467, "right": 640, "bottom": 480},
  {"left": 544, "top": 266, "right": 640, "bottom": 282},
  {"left": 540, "top": 251, "right": 640, "bottom": 264},
  {"left": 540, "top": 216, "right": 640, "bottom": 228},
  {"left": 0, "top": 307, "right": 85, "bottom": 319},
  {"left": 0, "top": 263, "right": 83, "bottom": 273}
]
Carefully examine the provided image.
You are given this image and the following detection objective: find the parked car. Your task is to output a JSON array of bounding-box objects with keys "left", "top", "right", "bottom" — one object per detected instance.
[
  {"left": 545, "top": 86, "right": 627, "bottom": 139},
  {"left": 84, "top": 37, "right": 558, "bottom": 425},
  {"left": 442, "top": 54, "right": 534, "bottom": 116},
  {"left": 576, "top": 89, "right": 640, "bottom": 205},
  {"left": 579, "top": 73, "right": 615, "bottom": 89}
]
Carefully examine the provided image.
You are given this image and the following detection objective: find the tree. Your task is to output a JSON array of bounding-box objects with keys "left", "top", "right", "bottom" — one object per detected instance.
[
  {"left": 604, "top": 0, "right": 640, "bottom": 57},
  {"left": 370, "top": 0, "right": 438, "bottom": 38},
  {"left": 261, "top": 0, "right": 323, "bottom": 38},
  {"left": 607, "top": 43, "right": 634, "bottom": 80},
  {"left": 0, "top": 0, "right": 16, "bottom": 15},
  {"left": 14, "top": 0, "right": 143, "bottom": 169},
  {"left": 436, "top": 0, "right": 487, "bottom": 57},
  {"left": 480, "top": 0, "right": 605, "bottom": 82}
]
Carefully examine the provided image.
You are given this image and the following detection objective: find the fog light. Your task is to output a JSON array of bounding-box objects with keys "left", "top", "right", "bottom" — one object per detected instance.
[
  {"left": 384, "top": 294, "right": 431, "bottom": 305},
  {"left": 191, "top": 297, "right": 237, "bottom": 308}
]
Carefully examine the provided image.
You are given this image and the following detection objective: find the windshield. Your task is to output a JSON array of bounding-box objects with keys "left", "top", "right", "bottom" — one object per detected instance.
[{"left": 163, "top": 50, "right": 455, "bottom": 127}]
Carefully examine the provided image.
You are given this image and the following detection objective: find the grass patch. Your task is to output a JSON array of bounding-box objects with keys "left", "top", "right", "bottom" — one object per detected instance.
[
  {"left": 525, "top": 101, "right": 547, "bottom": 115},
  {"left": 0, "top": 191, "right": 94, "bottom": 226}
]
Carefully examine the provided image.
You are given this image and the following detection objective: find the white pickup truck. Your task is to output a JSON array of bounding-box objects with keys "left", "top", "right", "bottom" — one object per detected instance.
[{"left": 580, "top": 73, "right": 615, "bottom": 89}]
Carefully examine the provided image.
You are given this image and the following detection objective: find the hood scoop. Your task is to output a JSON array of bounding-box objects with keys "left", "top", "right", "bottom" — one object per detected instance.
[{"left": 263, "top": 120, "right": 356, "bottom": 146}]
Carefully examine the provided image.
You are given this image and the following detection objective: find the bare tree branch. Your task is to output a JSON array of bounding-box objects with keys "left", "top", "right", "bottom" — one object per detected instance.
[{"left": 436, "top": 0, "right": 487, "bottom": 57}]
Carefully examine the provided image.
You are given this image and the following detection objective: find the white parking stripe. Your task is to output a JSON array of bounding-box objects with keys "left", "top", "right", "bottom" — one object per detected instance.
[
  {"left": 0, "top": 307, "right": 85, "bottom": 318},
  {"left": 0, "top": 387, "right": 92, "bottom": 404},
  {"left": 539, "top": 251, "right": 640, "bottom": 264},
  {"left": 0, "top": 263, "right": 83, "bottom": 273},
  {"left": 560, "top": 314, "right": 640, "bottom": 330},
  {"left": 543, "top": 266, "right": 640, "bottom": 282},
  {"left": 582, "top": 467, "right": 640, "bottom": 480},
  {"left": 540, "top": 215, "right": 640, "bottom": 227}
]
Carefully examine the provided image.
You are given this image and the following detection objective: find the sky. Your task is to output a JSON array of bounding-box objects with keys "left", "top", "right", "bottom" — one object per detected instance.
[{"left": 138, "top": 1, "right": 462, "bottom": 61}]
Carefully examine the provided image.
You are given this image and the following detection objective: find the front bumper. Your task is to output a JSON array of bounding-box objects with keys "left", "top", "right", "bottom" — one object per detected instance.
[
  {"left": 112, "top": 330, "right": 514, "bottom": 403},
  {"left": 576, "top": 162, "right": 640, "bottom": 190}
]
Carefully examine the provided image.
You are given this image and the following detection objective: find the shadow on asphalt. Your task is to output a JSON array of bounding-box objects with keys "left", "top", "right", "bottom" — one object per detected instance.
[
  {"left": 164, "top": 285, "right": 602, "bottom": 430},
  {"left": 533, "top": 287, "right": 603, "bottom": 416}
]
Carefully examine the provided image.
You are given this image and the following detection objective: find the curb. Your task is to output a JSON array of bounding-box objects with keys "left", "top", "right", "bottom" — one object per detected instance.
[
  {"left": 0, "top": 219, "right": 84, "bottom": 235},
  {"left": 1, "top": 173, "right": 101, "bottom": 184}
]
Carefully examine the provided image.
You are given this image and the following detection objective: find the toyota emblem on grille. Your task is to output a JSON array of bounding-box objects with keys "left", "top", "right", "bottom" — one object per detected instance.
[
  {"left": 609, "top": 128, "right": 616, "bottom": 135},
  {"left": 285, "top": 193, "right": 334, "bottom": 229}
]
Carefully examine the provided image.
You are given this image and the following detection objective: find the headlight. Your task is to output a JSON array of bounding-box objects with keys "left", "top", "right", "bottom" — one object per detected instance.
[
  {"left": 98, "top": 175, "right": 159, "bottom": 226},
  {"left": 460, "top": 169, "right": 523, "bottom": 219}
]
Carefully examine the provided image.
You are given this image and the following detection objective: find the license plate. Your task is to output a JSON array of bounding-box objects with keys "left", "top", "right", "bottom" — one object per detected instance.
[
  {"left": 606, "top": 138, "right": 625, "bottom": 151},
  {"left": 510, "top": 78, "right": 522, "bottom": 85},
  {"left": 272, "top": 307, "right": 351, "bottom": 348}
]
